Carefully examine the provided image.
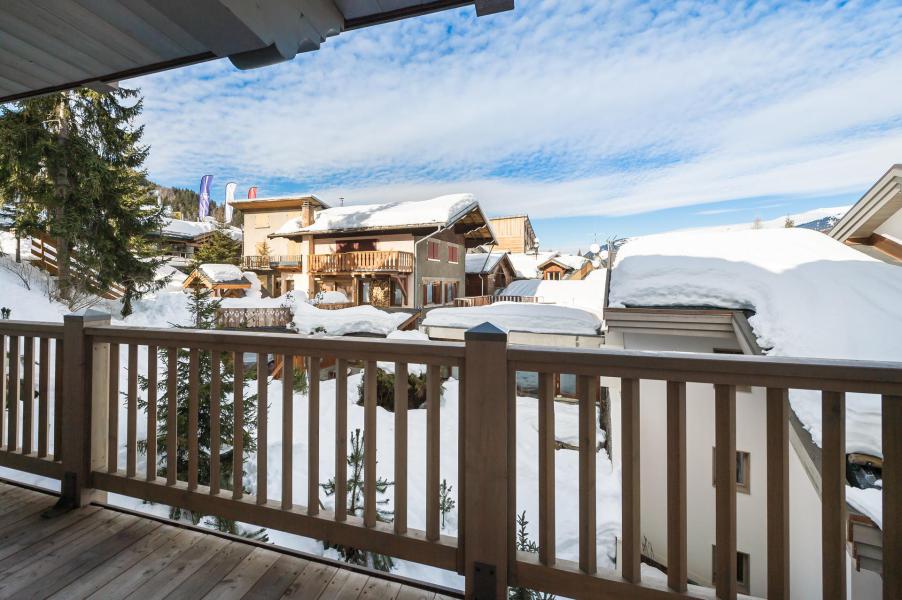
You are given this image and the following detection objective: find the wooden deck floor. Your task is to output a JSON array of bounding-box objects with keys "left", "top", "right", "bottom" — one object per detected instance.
[{"left": 0, "top": 481, "right": 457, "bottom": 600}]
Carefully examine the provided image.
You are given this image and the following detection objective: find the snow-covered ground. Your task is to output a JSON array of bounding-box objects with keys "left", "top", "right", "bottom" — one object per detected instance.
[
  {"left": 502, "top": 269, "right": 606, "bottom": 317},
  {"left": 680, "top": 206, "right": 850, "bottom": 234}
]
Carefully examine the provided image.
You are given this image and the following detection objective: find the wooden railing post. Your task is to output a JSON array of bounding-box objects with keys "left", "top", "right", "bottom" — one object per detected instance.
[
  {"left": 56, "top": 310, "right": 110, "bottom": 509},
  {"left": 464, "top": 322, "right": 510, "bottom": 599}
]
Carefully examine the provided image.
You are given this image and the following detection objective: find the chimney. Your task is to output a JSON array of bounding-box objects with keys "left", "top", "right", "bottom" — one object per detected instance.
[{"left": 301, "top": 200, "right": 315, "bottom": 228}]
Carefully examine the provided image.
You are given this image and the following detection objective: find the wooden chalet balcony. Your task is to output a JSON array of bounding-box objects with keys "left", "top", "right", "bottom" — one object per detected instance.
[
  {"left": 0, "top": 317, "right": 900, "bottom": 599},
  {"left": 310, "top": 250, "right": 414, "bottom": 274},
  {"left": 242, "top": 255, "right": 304, "bottom": 270}
]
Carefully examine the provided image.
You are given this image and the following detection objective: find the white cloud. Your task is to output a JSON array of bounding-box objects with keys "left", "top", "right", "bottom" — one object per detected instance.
[{"left": 131, "top": 0, "right": 902, "bottom": 217}]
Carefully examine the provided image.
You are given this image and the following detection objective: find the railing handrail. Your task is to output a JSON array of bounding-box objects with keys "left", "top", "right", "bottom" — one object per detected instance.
[
  {"left": 83, "top": 323, "right": 465, "bottom": 365},
  {"left": 508, "top": 343, "right": 902, "bottom": 394},
  {"left": 0, "top": 320, "right": 65, "bottom": 338}
]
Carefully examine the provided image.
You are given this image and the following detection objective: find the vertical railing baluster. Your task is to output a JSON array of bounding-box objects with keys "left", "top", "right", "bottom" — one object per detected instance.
[
  {"left": 538, "top": 371, "right": 556, "bottom": 566},
  {"left": 146, "top": 346, "right": 157, "bottom": 481},
  {"left": 578, "top": 374, "right": 597, "bottom": 574},
  {"left": 457, "top": 367, "right": 466, "bottom": 573},
  {"left": 0, "top": 335, "right": 6, "bottom": 448},
  {"left": 53, "top": 339, "right": 63, "bottom": 461},
  {"left": 715, "top": 384, "right": 737, "bottom": 600},
  {"left": 621, "top": 377, "right": 641, "bottom": 583},
  {"left": 7, "top": 336, "right": 19, "bottom": 451},
  {"left": 126, "top": 344, "right": 138, "bottom": 477},
  {"left": 257, "top": 353, "right": 267, "bottom": 505},
  {"left": 37, "top": 338, "right": 49, "bottom": 458},
  {"left": 166, "top": 347, "right": 177, "bottom": 485},
  {"left": 335, "top": 359, "right": 348, "bottom": 522},
  {"left": 233, "top": 351, "right": 244, "bottom": 499},
  {"left": 767, "top": 387, "right": 790, "bottom": 599},
  {"left": 364, "top": 360, "right": 377, "bottom": 527},
  {"left": 22, "top": 337, "right": 34, "bottom": 455},
  {"left": 308, "top": 356, "right": 320, "bottom": 514},
  {"left": 209, "top": 351, "right": 220, "bottom": 493},
  {"left": 822, "top": 391, "right": 846, "bottom": 600},
  {"left": 187, "top": 348, "right": 199, "bottom": 490},
  {"left": 884, "top": 394, "right": 901, "bottom": 600},
  {"left": 107, "top": 343, "right": 119, "bottom": 473},
  {"left": 426, "top": 364, "right": 441, "bottom": 542},
  {"left": 282, "top": 353, "right": 293, "bottom": 510},
  {"left": 666, "top": 380, "right": 687, "bottom": 592},
  {"left": 394, "top": 362, "right": 408, "bottom": 535}
]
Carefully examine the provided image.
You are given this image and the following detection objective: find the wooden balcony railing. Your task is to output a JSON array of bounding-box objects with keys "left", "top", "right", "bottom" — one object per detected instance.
[
  {"left": 0, "top": 316, "right": 900, "bottom": 600},
  {"left": 310, "top": 251, "right": 414, "bottom": 274},
  {"left": 242, "top": 255, "right": 304, "bottom": 270}
]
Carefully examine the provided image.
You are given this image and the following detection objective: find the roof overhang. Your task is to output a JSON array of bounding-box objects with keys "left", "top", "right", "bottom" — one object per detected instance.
[
  {"left": 829, "top": 164, "right": 902, "bottom": 242},
  {"left": 0, "top": 0, "right": 514, "bottom": 104},
  {"left": 228, "top": 195, "right": 328, "bottom": 212}
]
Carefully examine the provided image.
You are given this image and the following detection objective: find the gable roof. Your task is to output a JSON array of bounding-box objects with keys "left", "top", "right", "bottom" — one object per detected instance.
[
  {"left": 465, "top": 251, "right": 512, "bottom": 274},
  {"left": 183, "top": 263, "right": 251, "bottom": 289},
  {"left": 537, "top": 253, "right": 589, "bottom": 272},
  {"left": 272, "top": 193, "right": 496, "bottom": 244},
  {"left": 829, "top": 164, "right": 902, "bottom": 242},
  {"left": 157, "top": 218, "right": 242, "bottom": 242}
]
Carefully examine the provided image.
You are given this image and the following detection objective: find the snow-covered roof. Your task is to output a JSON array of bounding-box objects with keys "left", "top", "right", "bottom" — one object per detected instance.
[
  {"left": 538, "top": 253, "right": 589, "bottom": 272},
  {"left": 423, "top": 302, "right": 602, "bottom": 336},
  {"left": 198, "top": 263, "right": 245, "bottom": 284},
  {"left": 274, "top": 193, "right": 480, "bottom": 236},
  {"left": 160, "top": 218, "right": 242, "bottom": 242},
  {"left": 465, "top": 251, "right": 508, "bottom": 274},
  {"left": 830, "top": 164, "right": 902, "bottom": 242},
  {"left": 503, "top": 271, "right": 606, "bottom": 317},
  {"left": 508, "top": 251, "right": 559, "bottom": 279},
  {"left": 609, "top": 227, "right": 902, "bottom": 459}
]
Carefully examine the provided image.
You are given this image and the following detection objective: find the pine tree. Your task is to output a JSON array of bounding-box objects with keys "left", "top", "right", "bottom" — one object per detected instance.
[
  {"left": 194, "top": 227, "right": 241, "bottom": 266},
  {"left": 784, "top": 216, "right": 795, "bottom": 228},
  {"left": 138, "top": 285, "right": 264, "bottom": 539},
  {"left": 321, "top": 428, "right": 395, "bottom": 571},
  {"left": 357, "top": 367, "right": 431, "bottom": 411},
  {"left": 0, "top": 89, "right": 164, "bottom": 315},
  {"left": 509, "top": 512, "right": 556, "bottom": 600}
]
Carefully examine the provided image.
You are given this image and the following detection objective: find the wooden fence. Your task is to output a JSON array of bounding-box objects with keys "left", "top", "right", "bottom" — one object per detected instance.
[
  {"left": 215, "top": 307, "right": 293, "bottom": 329},
  {"left": 0, "top": 316, "right": 899, "bottom": 599},
  {"left": 30, "top": 237, "right": 126, "bottom": 300},
  {"left": 453, "top": 295, "right": 538, "bottom": 307}
]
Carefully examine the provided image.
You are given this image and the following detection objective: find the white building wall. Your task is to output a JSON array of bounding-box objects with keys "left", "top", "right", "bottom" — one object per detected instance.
[
  {"left": 874, "top": 207, "right": 902, "bottom": 243},
  {"left": 607, "top": 330, "right": 824, "bottom": 598}
]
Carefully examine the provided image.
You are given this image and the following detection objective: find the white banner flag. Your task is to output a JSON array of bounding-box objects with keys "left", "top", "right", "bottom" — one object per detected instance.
[{"left": 224, "top": 182, "right": 237, "bottom": 223}]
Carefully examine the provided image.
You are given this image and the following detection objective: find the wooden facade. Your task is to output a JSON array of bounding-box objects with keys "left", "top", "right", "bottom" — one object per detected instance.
[
  {"left": 465, "top": 252, "right": 516, "bottom": 296},
  {"left": 0, "top": 315, "right": 899, "bottom": 599},
  {"left": 488, "top": 215, "right": 537, "bottom": 254}
]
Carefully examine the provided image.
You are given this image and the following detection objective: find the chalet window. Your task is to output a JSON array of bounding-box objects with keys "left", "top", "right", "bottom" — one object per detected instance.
[
  {"left": 545, "top": 270, "right": 561, "bottom": 280},
  {"left": 712, "top": 448, "right": 751, "bottom": 494},
  {"left": 337, "top": 239, "right": 376, "bottom": 253},
  {"left": 445, "top": 281, "right": 458, "bottom": 302},
  {"left": 448, "top": 245, "right": 459, "bottom": 263},
  {"left": 712, "top": 547, "right": 750, "bottom": 595},
  {"left": 254, "top": 214, "right": 270, "bottom": 228},
  {"left": 427, "top": 241, "right": 440, "bottom": 261}
]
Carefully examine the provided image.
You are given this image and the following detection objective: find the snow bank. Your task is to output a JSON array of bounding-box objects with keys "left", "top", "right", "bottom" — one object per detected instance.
[
  {"left": 277, "top": 193, "right": 477, "bottom": 235},
  {"left": 199, "top": 263, "right": 244, "bottom": 283},
  {"left": 424, "top": 302, "right": 602, "bottom": 336},
  {"left": 154, "top": 263, "right": 188, "bottom": 291},
  {"left": 502, "top": 273, "right": 605, "bottom": 317},
  {"left": 312, "top": 290, "right": 349, "bottom": 305},
  {"left": 292, "top": 301, "right": 408, "bottom": 336},
  {"left": 609, "top": 227, "right": 902, "bottom": 457}
]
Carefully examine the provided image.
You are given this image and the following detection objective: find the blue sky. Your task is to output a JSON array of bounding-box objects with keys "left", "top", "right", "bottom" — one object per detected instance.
[{"left": 130, "top": 0, "right": 902, "bottom": 250}]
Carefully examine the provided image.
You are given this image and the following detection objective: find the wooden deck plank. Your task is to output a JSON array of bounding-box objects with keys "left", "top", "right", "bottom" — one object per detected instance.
[
  {"left": 0, "top": 512, "right": 138, "bottom": 596},
  {"left": 165, "top": 540, "right": 256, "bottom": 600},
  {"left": 394, "top": 586, "right": 437, "bottom": 600},
  {"left": 280, "top": 560, "right": 341, "bottom": 599},
  {"left": 0, "top": 505, "right": 102, "bottom": 561},
  {"left": 47, "top": 524, "right": 183, "bottom": 599},
  {"left": 321, "top": 570, "right": 370, "bottom": 600},
  {"left": 0, "top": 507, "right": 121, "bottom": 570},
  {"left": 123, "top": 534, "right": 228, "bottom": 600},
  {"left": 358, "top": 577, "right": 403, "bottom": 600},
  {"left": 12, "top": 518, "right": 161, "bottom": 598},
  {"left": 241, "top": 554, "right": 309, "bottom": 599},
  {"left": 0, "top": 495, "right": 58, "bottom": 528},
  {"left": 200, "top": 546, "right": 281, "bottom": 600},
  {"left": 85, "top": 528, "right": 204, "bottom": 600}
]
